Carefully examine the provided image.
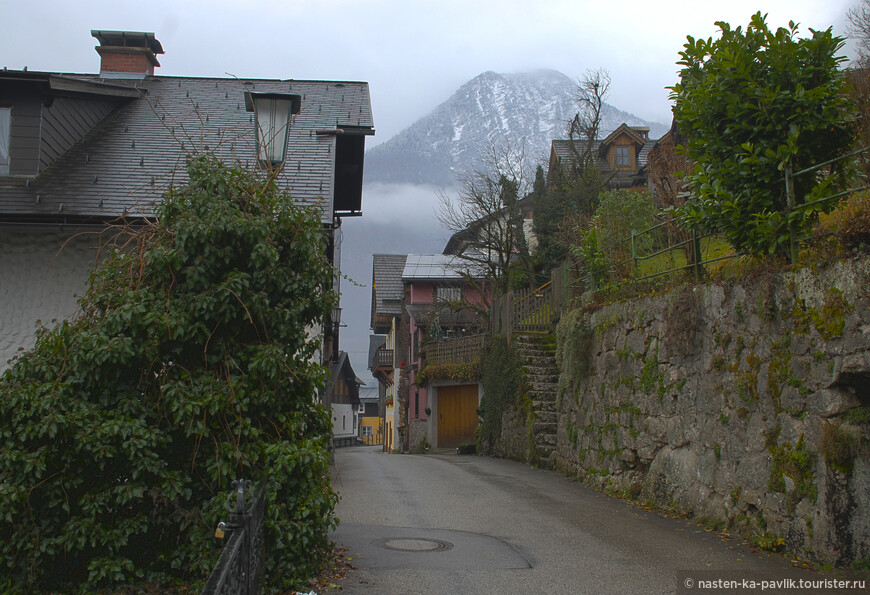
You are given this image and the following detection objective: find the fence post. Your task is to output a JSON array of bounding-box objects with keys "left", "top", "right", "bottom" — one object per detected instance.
[
  {"left": 785, "top": 165, "right": 798, "bottom": 264},
  {"left": 630, "top": 229, "right": 637, "bottom": 276},
  {"left": 506, "top": 290, "right": 514, "bottom": 344},
  {"left": 692, "top": 227, "right": 703, "bottom": 280},
  {"left": 203, "top": 480, "right": 266, "bottom": 595}
]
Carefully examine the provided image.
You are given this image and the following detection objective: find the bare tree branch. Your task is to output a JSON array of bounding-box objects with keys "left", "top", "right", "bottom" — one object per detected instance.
[
  {"left": 849, "top": 0, "right": 870, "bottom": 67},
  {"left": 559, "top": 68, "right": 615, "bottom": 215},
  {"left": 436, "top": 142, "right": 532, "bottom": 295}
]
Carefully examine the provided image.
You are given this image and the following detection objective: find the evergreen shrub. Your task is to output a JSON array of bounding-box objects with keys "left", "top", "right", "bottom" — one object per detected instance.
[{"left": 0, "top": 155, "right": 336, "bottom": 593}]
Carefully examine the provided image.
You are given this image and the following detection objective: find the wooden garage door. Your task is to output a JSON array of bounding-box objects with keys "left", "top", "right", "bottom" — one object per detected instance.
[{"left": 437, "top": 384, "right": 478, "bottom": 449}]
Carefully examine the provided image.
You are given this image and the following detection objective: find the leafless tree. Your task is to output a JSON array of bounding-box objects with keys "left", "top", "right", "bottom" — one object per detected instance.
[
  {"left": 847, "top": 2, "right": 870, "bottom": 179},
  {"left": 849, "top": 0, "right": 870, "bottom": 67},
  {"left": 558, "top": 68, "right": 615, "bottom": 215},
  {"left": 437, "top": 142, "right": 532, "bottom": 297},
  {"left": 570, "top": 68, "right": 611, "bottom": 148}
]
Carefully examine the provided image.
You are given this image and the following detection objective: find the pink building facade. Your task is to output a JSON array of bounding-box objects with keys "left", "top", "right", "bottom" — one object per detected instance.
[{"left": 402, "top": 255, "right": 488, "bottom": 450}]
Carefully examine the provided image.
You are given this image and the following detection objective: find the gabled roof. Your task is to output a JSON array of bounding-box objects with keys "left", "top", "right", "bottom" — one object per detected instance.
[
  {"left": 0, "top": 71, "right": 374, "bottom": 224},
  {"left": 329, "top": 351, "right": 365, "bottom": 387},
  {"left": 550, "top": 138, "right": 602, "bottom": 164},
  {"left": 601, "top": 123, "right": 648, "bottom": 148},
  {"left": 442, "top": 192, "right": 534, "bottom": 257}
]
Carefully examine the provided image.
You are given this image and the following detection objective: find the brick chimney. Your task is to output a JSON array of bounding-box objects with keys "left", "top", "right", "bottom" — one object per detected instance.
[{"left": 91, "top": 30, "right": 163, "bottom": 78}]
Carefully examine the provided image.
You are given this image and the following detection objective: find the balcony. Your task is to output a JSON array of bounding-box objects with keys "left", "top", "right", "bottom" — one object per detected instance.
[
  {"left": 422, "top": 334, "right": 485, "bottom": 367},
  {"left": 372, "top": 347, "right": 394, "bottom": 369}
]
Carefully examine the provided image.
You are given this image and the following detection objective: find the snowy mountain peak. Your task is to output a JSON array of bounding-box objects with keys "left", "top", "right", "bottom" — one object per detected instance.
[{"left": 365, "top": 69, "right": 668, "bottom": 187}]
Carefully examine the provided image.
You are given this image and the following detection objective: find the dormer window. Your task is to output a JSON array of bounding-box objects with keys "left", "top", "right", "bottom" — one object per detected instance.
[
  {"left": 0, "top": 107, "right": 10, "bottom": 176},
  {"left": 244, "top": 92, "right": 301, "bottom": 166},
  {"left": 615, "top": 145, "right": 631, "bottom": 168}
]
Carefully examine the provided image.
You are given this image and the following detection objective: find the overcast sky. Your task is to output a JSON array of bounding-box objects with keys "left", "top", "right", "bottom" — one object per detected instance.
[{"left": 0, "top": 0, "right": 858, "bottom": 146}]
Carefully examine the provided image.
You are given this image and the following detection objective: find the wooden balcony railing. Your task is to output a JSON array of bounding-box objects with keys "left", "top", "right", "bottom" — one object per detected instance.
[
  {"left": 422, "top": 334, "right": 486, "bottom": 367},
  {"left": 372, "top": 348, "right": 394, "bottom": 369}
]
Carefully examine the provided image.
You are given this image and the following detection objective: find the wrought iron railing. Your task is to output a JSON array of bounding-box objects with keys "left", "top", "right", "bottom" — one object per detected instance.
[{"left": 203, "top": 480, "right": 266, "bottom": 595}]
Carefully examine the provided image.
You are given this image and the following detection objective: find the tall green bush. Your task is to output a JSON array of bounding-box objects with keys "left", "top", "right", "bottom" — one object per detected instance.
[
  {"left": 670, "top": 12, "right": 855, "bottom": 259},
  {"left": 593, "top": 189, "right": 660, "bottom": 265},
  {"left": 569, "top": 189, "right": 658, "bottom": 286},
  {"left": 0, "top": 155, "right": 336, "bottom": 592}
]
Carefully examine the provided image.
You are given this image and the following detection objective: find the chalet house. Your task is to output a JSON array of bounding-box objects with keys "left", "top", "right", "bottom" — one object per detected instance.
[
  {"left": 547, "top": 123, "right": 656, "bottom": 191},
  {"left": 322, "top": 351, "right": 363, "bottom": 447},
  {"left": 0, "top": 30, "right": 374, "bottom": 370}
]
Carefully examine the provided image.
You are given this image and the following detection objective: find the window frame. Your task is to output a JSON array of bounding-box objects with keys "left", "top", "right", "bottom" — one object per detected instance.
[
  {"left": 0, "top": 106, "right": 11, "bottom": 176},
  {"left": 615, "top": 145, "right": 631, "bottom": 168},
  {"left": 436, "top": 285, "right": 462, "bottom": 303}
]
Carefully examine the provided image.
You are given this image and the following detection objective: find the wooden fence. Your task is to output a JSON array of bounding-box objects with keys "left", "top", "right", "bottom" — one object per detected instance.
[{"left": 490, "top": 264, "right": 577, "bottom": 339}]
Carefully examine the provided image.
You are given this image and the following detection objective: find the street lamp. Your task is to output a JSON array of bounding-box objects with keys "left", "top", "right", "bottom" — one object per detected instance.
[
  {"left": 244, "top": 91, "right": 301, "bottom": 166},
  {"left": 331, "top": 306, "right": 343, "bottom": 331}
]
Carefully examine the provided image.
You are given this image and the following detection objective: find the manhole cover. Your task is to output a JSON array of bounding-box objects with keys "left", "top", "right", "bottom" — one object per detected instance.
[{"left": 376, "top": 537, "right": 454, "bottom": 552}]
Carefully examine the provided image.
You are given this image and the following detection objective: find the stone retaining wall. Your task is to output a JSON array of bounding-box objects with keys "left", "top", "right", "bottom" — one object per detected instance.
[{"left": 502, "top": 256, "right": 870, "bottom": 567}]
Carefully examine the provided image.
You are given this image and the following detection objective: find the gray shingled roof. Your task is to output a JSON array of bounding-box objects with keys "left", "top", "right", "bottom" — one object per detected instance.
[
  {"left": 371, "top": 253, "right": 407, "bottom": 320},
  {"left": 0, "top": 72, "right": 373, "bottom": 224},
  {"left": 637, "top": 140, "right": 655, "bottom": 168},
  {"left": 402, "top": 253, "right": 486, "bottom": 281}
]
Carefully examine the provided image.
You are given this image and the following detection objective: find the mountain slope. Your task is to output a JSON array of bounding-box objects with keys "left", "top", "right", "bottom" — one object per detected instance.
[{"left": 365, "top": 69, "right": 669, "bottom": 187}]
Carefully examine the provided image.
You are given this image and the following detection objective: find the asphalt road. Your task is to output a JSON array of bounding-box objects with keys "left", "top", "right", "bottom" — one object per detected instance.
[{"left": 329, "top": 446, "right": 839, "bottom": 594}]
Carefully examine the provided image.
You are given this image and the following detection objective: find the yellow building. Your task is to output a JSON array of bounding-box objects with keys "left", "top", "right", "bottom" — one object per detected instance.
[{"left": 358, "top": 386, "right": 382, "bottom": 446}]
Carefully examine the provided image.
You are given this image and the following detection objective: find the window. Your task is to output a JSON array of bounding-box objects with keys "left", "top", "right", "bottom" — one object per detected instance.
[
  {"left": 615, "top": 146, "right": 631, "bottom": 168},
  {"left": 436, "top": 285, "right": 462, "bottom": 303},
  {"left": 358, "top": 403, "right": 365, "bottom": 414},
  {"left": 361, "top": 426, "right": 373, "bottom": 438},
  {"left": 0, "top": 107, "right": 10, "bottom": 175}
]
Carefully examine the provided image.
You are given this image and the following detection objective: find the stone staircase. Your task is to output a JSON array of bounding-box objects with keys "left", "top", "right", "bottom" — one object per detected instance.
[{"left": 513, "top": 334, "right": 559, "bottom": 468}]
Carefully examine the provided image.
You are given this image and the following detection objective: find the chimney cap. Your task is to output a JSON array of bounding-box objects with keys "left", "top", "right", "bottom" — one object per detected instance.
[{"left": 91, "top": 30, "right": 164, "bottom": 55}]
